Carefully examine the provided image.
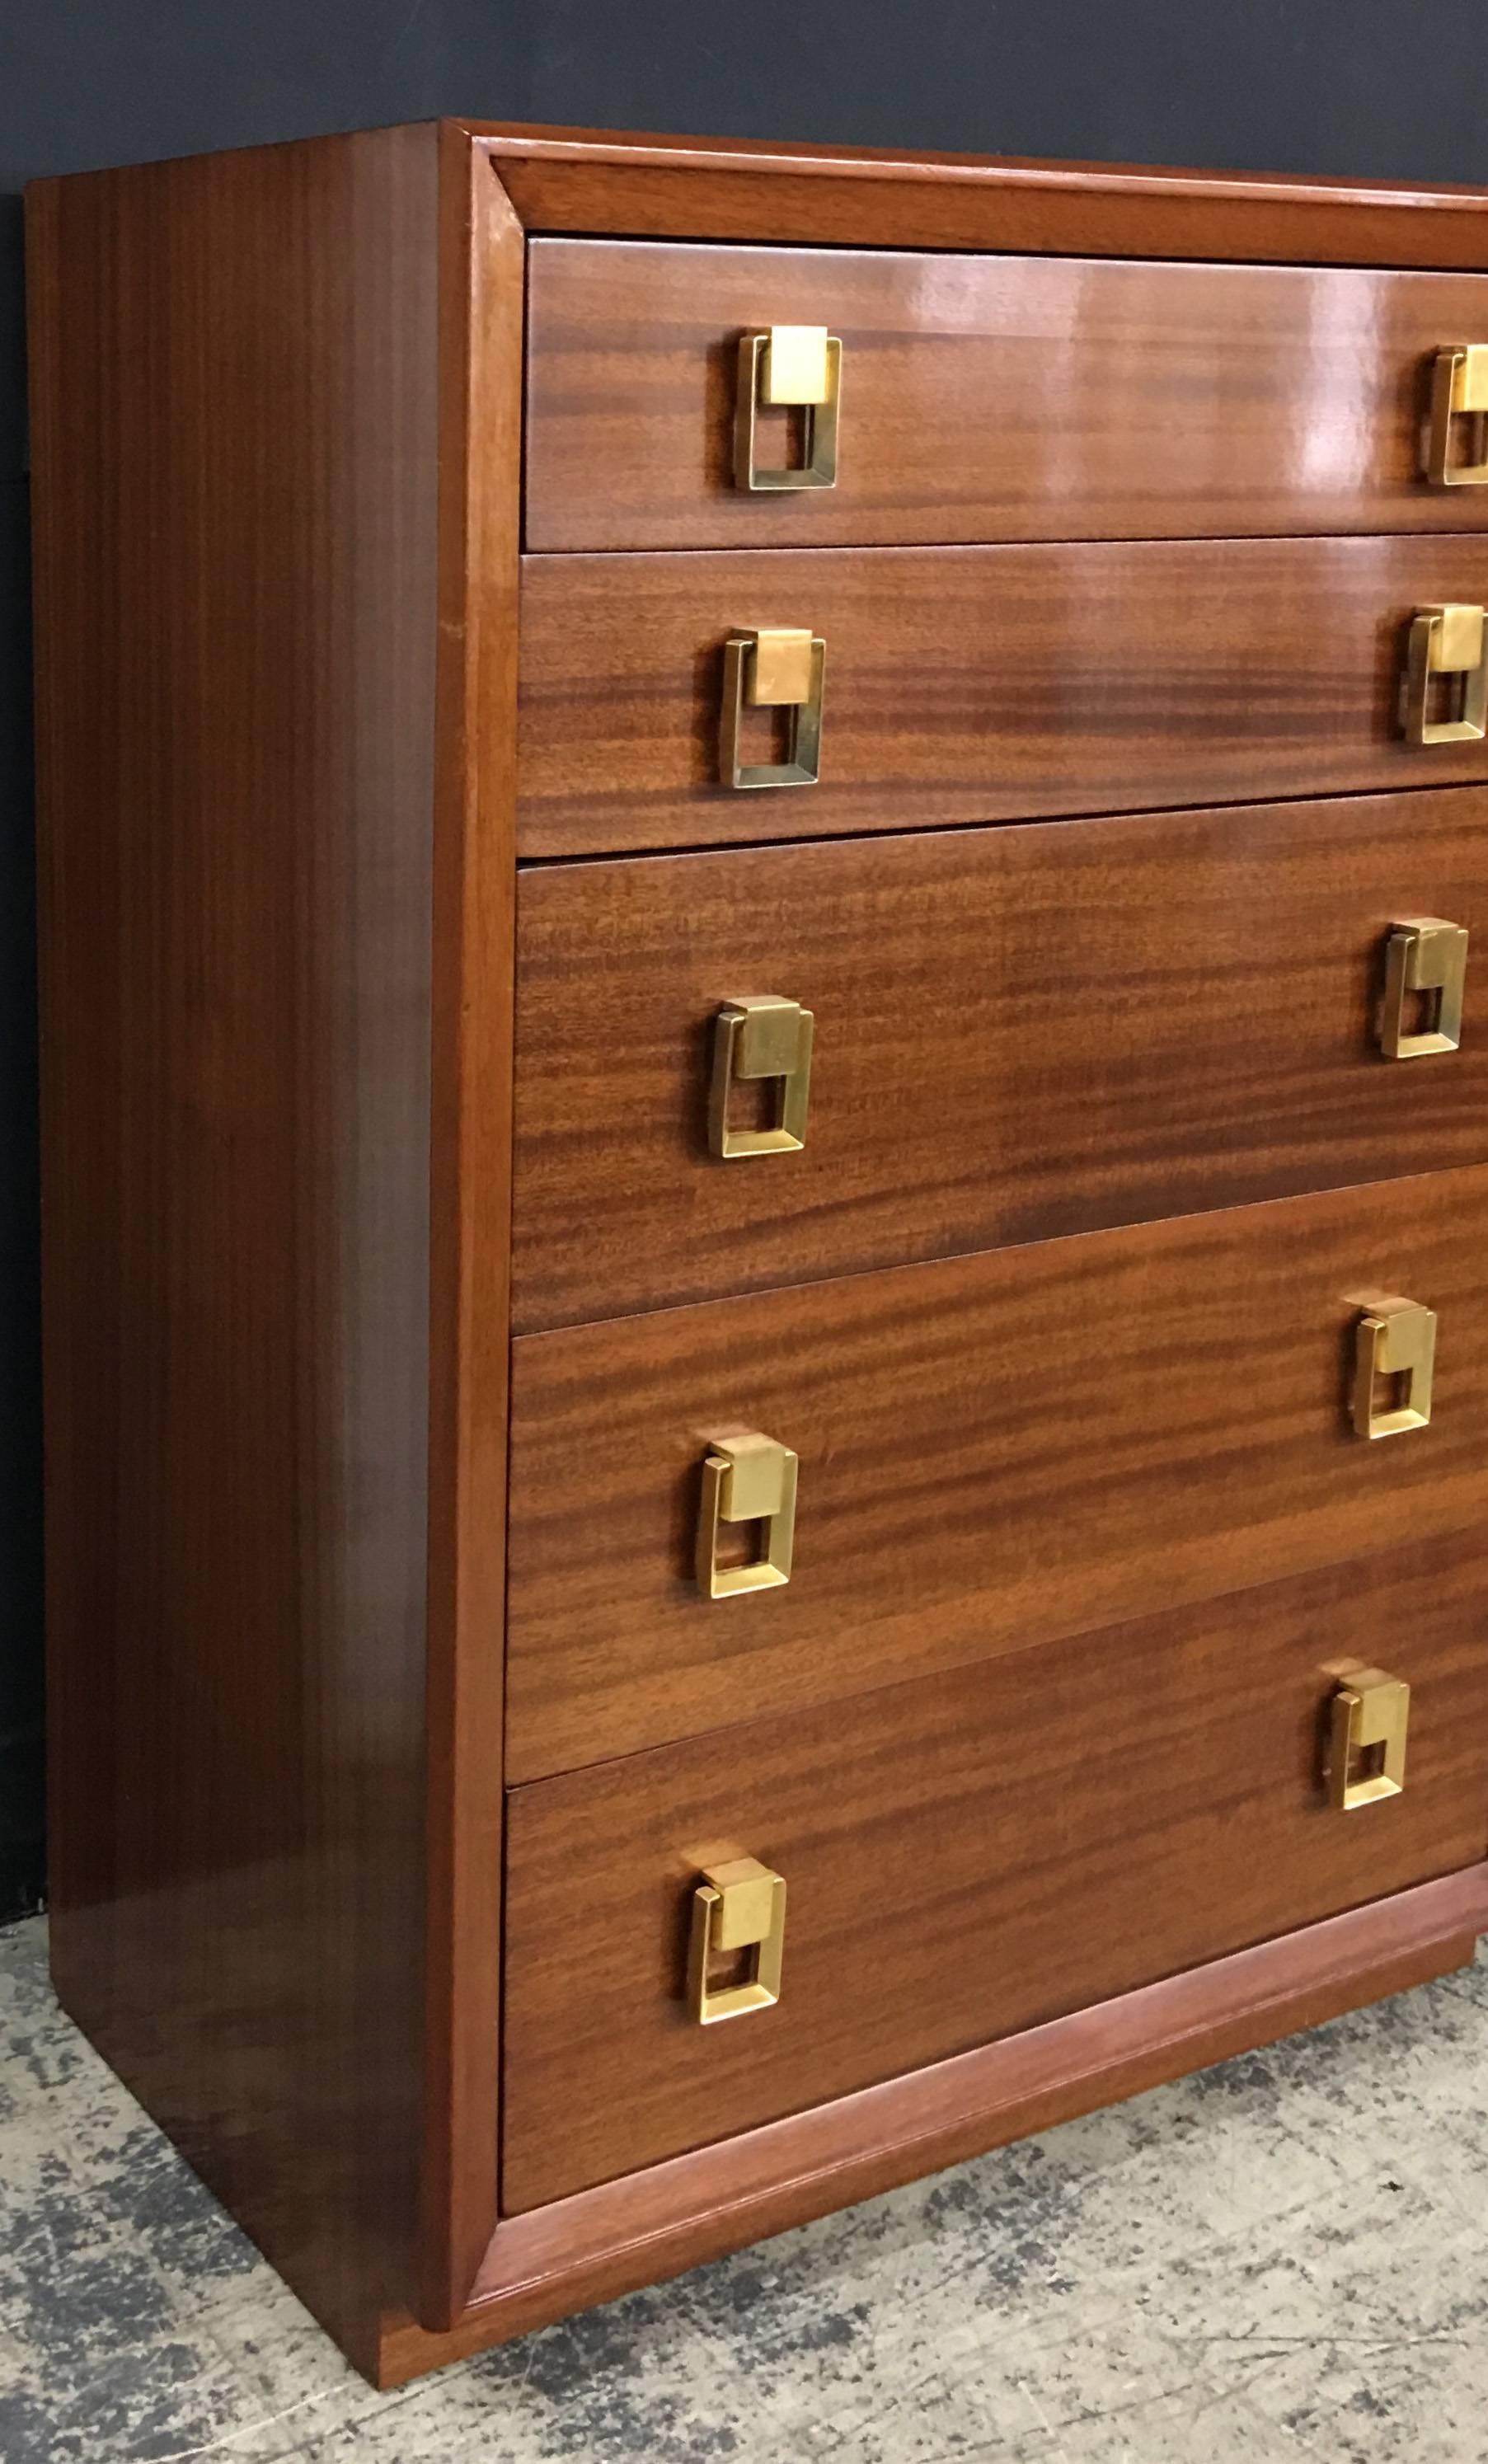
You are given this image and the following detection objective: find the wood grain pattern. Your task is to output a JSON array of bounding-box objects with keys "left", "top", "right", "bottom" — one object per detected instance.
[
  {"left": 418, "top": 125, "right": 522, "bottom": 2333},
  {"left": 525, "top": 240, "right": 1488, "bottom": 552},
  {"left": 27, "top": 126, "right": 445, "bottom": 2373},
  {"left": 517, "top": 537, "right": 1488, "bottom": 856},
  {"left": 502, "top": 1530, "right": 1488, "bottom": 2209},
  {"left": 507, "top": 1167, "right": 1488, "bottom": 1779},
  {"left": 469, "top": 124, "right": 1488, "bottom": 269},
  {"left": 379, "top": 1866, "right": 1488, "bottom": 2384},
  {"left": 514, "top": 787, "right": 1488, "bottom": 1331}
]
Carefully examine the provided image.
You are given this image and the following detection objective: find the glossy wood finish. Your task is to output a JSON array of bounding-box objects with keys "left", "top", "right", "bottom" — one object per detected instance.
[
  {"left": 508, "top": 1167, "right": 1488, "bottom": 1778},
  {"left": 382, "top": 1866, "right": 1488, "bottom": 2385},
  {"left": 518, "top": 536, "right": 1488, "bottom": 856},
  {"left": 526, "top": 241, "right": 1488, "bottom": 552},
  {"left": 34, "top": 117, "right": 1488, "bottom": 2391},
  {"left": 514, "top": 786, "right": 1488, "bottom": 1331},
  {"left": 29, "top": 123, "right": 523, "bottom": 2364},
  {"left": 28, "top": 126, "right": 444, "bottom": 2374},
  {"left": 503, "top": 1531, "right": 1488, "bottom": 2209},
  {"left": 472, "top": 124, "right": 1488, "bottom": 269}
]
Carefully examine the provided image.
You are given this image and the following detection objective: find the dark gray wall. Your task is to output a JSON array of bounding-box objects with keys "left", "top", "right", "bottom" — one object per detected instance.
[{"left": 3, "top": 0, "right": 1487, "bottom": 1919}]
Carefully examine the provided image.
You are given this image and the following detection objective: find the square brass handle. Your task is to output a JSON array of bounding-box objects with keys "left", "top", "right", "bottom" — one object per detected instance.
[
  {"left": 735, "top": 324, "right": 841, "bottom": 491},
  {"left": 1352, "top": 1297, "right": 1436, "bottom": 1439},
  {"left": 688, "top": 1857, "right": 786, "bottom": 2023},
  {"left": 1426, "top": 345, "right": 1488, "bottom": 486},
  {"left": 709, "top": 996, "right": 814, "bottom": 1157},
  {"left": 1378, "top": 918, "right": 1467, "bottom": 1058},
  {"left": 1326, "top": 1669, "right": 1409, "bottom": 1810},
  {"left": 696, "top": 1431, "right": 798, "bottom": 1599},
  {"left": 1401, "top": 603, "right": 1488, "bottom": 744},
  {"left": 720, "top": 627, "right": 825, "bottom": 790}
]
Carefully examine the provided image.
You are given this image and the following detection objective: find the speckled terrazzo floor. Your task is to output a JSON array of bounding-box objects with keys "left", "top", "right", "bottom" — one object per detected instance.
[{"left": 5, "top": 1918, "right": 1488, "bottom": 2462}]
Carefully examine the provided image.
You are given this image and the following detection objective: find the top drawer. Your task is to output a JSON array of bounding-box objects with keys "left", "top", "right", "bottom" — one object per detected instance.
[{"left": 524, "top": 241, "right": 1488, "bottom": 551}]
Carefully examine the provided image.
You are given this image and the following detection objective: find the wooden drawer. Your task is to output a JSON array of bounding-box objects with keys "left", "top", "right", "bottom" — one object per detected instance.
[
  {"left": 503, "top": 1528, "right": 1488, "bottom": 2209},
  {"left": 514, "top": 787, "right": 1488, "bottom": 1331},
  {"left": 507, "top": 1166, "right": 1488, "bottom": 1780},
  {"left": 524, "top": 241, "right": 1488, "bottom": 553},
  {"left": 519, "top": 536, "right": 1488, "bottom": 856}
]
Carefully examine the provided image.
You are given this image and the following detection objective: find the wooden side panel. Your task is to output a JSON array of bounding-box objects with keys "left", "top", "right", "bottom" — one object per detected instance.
[
  {"left": 28, "top": 129, "right": 442, "bottom": 2369},
  {"left": 518, "top": 536, "right": 1488, "bottom": 856},
  {"left": 525, "top": 241, "right": 1488, "bottom": 551},
  {"left": 514, "top": 788, "right": 1488, "bottom": 1331},
  {"left": 507, "top": 1167, "right": 1488, "bottom": 1779},
  {"left": 503, "top": 1530, "right": 1488, "bottom": 2208}
]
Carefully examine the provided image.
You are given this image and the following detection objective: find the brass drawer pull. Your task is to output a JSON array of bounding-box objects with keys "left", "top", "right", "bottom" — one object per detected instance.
[
  {"left": 1352, "top": 1296, "right": 1436, "bottom": 1439},
  {"left": 688, "top": 1857, "right": 786, "bottom": 2023},
  {"left": 721, "top": 626, "right": 825, "bottom": 789},
  {"left": 1326, "top": 1669, "right": 1410, "bottom": 1809},
  {"left": 1378, "top": 918, "right": 1468, "bottom": 1058},
  {"left": 735, "top": 324, "right": 841, "bottom": 492},
  {"left": 1401, "top": 603, "right": 1488, "bottom": 744},
  {"left": 697, "top": 1432, "right": 797, "bottom": 1599},
  {"left": 709, "top": 996, "right": 814, "bottom": 1158},
  {"left": 1427, "top": 345, "right": 1488, "bottom": 486}
]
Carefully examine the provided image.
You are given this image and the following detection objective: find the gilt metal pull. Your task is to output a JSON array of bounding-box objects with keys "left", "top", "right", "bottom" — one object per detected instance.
[
  {"left": 1378, "top": 918, "right": 1467, "bottom": 1058},
  {"left": 735, "top": 325, "right": 841, "bottom": 491},
  {"left": 696, "top": 1432, "right": 798, "bottom": 1599},
  {"left": 720, "top": 627, "right": 825, "bottom": 789},
  {"left": 1352, "top": 1297, "right": 1436, "bottom": 1439},
  {"left": 1426, "top": 346, "right": 1488, "bottom": 486},
  {"left": 1401, "top": 603, "right": 1488, "bottom": 744},
  {"left": 1326, "top": 1669, "right": 1410, "bottom": 1810},
  {"left": 688, "top": 1857, "right": 787, "bottom": 2023},
  {"left": 709, "top": 996, "right": 814, "bottom": 1157}
]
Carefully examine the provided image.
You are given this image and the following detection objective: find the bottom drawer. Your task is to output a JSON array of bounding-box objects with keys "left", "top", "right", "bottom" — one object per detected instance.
[{"left": 502, "top": 1530, "right": 1488, "bottom": 2213}]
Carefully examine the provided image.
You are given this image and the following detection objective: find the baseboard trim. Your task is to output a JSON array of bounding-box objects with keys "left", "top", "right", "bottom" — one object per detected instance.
[{"left": 377, "top": 1862, "right": 1488, "bottom": 2387}]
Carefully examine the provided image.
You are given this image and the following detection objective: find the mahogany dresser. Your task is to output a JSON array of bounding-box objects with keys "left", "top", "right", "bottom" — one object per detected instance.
[{"left": 27, "top": 120, "right": 1488, "bottom": 2387}]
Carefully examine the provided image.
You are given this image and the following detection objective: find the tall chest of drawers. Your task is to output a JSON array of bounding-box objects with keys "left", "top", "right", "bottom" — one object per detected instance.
[{"left": 27, "top": 120, "right": 1488, "bottom": 2387}]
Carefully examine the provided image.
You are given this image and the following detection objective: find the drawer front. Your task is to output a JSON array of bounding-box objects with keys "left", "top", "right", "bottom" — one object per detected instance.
[
  {"left": 514, "top": 788, "right": 1488, "bottom": 1332},
  {"left": 519, "top": 537, "right": 1488, "bottom": 856},
  {"left": 524, "top": 242, "right": 1488, "bottom": 553},
  {"left": 507, "top": 1167, "right": 1488, "bottom": 1779},
  {"left": 503, "top": 1530, "right": 1488, "bottom": 2210}
]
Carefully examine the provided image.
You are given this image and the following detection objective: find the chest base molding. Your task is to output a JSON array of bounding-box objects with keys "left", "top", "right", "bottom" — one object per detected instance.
[{"left": 376, "top": 1863, "right": 1488, "bottom": 2389}]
